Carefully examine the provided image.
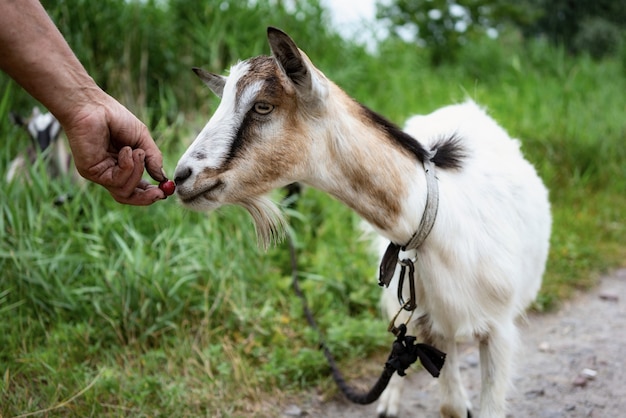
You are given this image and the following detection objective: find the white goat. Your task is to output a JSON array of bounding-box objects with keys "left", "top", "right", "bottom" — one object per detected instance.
[
  {"left": 7, "top": 107, "right": 82, "bottom": 185},
  {"left": 174, "top": 28, "right": 551, "bottom": 418}
]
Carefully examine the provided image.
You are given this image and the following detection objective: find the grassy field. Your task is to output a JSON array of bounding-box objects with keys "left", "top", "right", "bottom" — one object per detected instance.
[{"left": 1, "top": 2, "right": 625, "bottom": 416}]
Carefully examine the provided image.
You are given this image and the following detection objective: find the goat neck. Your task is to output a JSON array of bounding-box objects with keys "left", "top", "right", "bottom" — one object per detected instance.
[{"left": 303, "top": 83, "right": 430, "bottom": 246}]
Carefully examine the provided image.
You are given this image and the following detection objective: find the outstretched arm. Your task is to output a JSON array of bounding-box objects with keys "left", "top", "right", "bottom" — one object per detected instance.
[{"left": 0, "top": 0, "right": 167, "bottom": 205}]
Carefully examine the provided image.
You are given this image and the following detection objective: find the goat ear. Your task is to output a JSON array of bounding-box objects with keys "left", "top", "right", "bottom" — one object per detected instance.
[
  {"left": 192, "top": 67, "right": 226, "bottom": 98},
  {"left": 267, "top": 27, "right": 314, "bottom": 94}
]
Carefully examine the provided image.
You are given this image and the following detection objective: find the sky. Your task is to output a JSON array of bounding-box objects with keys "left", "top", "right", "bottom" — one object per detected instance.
[
  {"left": 322, "top": 0, "right": 376, "bottom": 29},
  {"left": 321, "top": 0, "right": 385, "bottom": 50}
]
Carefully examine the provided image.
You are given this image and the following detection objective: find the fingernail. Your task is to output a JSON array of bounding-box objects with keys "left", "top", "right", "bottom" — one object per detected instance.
[{"left": 161, "top": 168, "right": 168, "bottom": 181}]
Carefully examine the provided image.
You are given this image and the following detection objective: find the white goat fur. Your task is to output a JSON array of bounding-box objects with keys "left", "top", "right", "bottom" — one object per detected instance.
[{"left": 174, "top": 28, "right": 551, "bottom": 418}]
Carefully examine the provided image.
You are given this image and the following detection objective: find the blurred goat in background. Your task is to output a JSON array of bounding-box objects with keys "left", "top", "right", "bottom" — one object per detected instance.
[{"left": 7, "top": 107, "right": 83, "bottom": 186}]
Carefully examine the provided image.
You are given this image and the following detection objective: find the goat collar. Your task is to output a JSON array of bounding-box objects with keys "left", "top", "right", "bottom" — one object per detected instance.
[
  {"left": 404, "top": 152, "right": 439, "bottom": 251},
  {"left": 378, "top": 152, "right": 439, "bottom": 288}
]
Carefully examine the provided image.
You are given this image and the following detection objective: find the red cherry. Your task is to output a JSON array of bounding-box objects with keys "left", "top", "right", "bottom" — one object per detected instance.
[{"left": 159, "top": 180, "right": 176, "bottom": 196}]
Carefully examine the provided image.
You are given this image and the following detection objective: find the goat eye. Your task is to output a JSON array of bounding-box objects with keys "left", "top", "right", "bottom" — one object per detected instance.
[{"left": 253, "top": 102, "right": 274, "bottom": 115}]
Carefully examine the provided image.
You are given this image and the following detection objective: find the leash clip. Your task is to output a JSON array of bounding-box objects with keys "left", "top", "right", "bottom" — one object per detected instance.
[{"left": 398, "top": 257, "right": 417, "bottom": 311}]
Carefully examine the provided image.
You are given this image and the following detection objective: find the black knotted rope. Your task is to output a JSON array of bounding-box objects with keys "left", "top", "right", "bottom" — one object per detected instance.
[
  {"left": 287, "top": 231, "right": 446, "bottom": 405},
  {"left": 386, "top": 323, "right": 446, "bottom": 379}
]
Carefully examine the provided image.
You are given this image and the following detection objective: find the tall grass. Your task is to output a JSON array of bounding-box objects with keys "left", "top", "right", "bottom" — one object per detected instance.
[
  {"left": 27, "top": 0, "right": 339, "bottom": 127},
  {"left": 1, "top": 1, "right": 625, "bottom": 416}
]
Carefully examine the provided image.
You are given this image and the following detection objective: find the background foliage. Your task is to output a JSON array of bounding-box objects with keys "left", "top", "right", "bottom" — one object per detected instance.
[
  {"left": 377, "top": 0, "right": 626, "bottom": 64},
  {"left": 1, "top": 0, "right": 624, "bottom": 416}
]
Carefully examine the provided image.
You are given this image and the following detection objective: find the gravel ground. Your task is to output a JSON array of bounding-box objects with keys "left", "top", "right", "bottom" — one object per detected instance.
[{"left": 283, "top": 268, "right": 626, "bottom": 418}]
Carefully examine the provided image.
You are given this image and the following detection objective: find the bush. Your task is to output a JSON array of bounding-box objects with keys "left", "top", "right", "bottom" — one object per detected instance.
[{"left": 574, "top": 18, "right": 623, "bottom": 60}]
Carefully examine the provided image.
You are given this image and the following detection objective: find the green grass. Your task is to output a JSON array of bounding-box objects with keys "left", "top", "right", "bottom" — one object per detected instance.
[
  {"left": 1, "top": 8, "right": 625, "bottom": 417},
  {"left": 0, "top": 169, "right": 383, "bottom": 416}
]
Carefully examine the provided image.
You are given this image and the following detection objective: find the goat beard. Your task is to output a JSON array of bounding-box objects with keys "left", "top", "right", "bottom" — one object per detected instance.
[{"left": 240, "top": 196, "right": 286, "bottom": 250}]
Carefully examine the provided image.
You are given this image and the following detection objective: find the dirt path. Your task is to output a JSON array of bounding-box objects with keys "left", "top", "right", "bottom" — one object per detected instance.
[{"left": 283, "top": 268, "right": 626, "bottom": 418}]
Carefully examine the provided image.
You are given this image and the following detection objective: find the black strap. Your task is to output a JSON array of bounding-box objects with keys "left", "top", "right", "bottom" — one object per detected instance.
[{"left": 379, "top": 242, "right": 401, "bottom": 287}]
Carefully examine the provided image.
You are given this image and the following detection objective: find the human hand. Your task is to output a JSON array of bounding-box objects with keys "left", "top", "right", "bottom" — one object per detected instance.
[
  {"left": 63, "top": 93, "right": 168, "bottom": 205},
  {"left": 0, "top": 1, "right": 169, "bottom": 205}
]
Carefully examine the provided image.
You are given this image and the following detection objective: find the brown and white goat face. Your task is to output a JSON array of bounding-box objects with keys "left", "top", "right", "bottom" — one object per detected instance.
[
  {"left": 175, "top": 28, "right": 328, "bottom": 232},
  {"left": 175, "top": 60, "right": 298, "bottom": 211}
]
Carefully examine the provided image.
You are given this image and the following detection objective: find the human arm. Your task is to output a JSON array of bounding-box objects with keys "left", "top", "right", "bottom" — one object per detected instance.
[{"left": 0, "top": 0, "right": 167, "bottom": 205}]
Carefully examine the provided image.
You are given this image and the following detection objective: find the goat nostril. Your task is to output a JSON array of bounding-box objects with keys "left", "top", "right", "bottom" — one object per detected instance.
[{"left": 174, "top": 166, "right": 192, "bottom": 185}]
